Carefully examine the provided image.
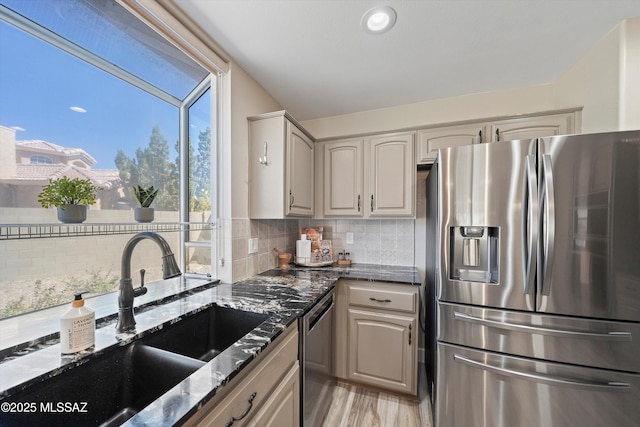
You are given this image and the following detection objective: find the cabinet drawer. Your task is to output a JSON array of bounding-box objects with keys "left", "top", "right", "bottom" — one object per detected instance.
[
  {"left": 190, "top": 326, "right": 298, "bottom": 427},
  {"left": 348, "top": 284, "right": 417, "bottom": 313}
]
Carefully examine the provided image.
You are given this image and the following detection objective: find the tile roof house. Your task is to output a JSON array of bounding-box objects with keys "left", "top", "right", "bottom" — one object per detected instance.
[{"left": 0, "top": 125, "right": 122, "bottom": 208}]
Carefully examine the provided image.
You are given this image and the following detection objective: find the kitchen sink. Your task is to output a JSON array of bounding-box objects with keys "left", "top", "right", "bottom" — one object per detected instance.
[
  {"left": 1, "top": 305, "right": 269, "bottom": 427},
  {"left": 2, "top": 343, "right": 205, "bottom": 427},
  {"left": 141, "top": 305, "right": 269, "bottom": 361}
]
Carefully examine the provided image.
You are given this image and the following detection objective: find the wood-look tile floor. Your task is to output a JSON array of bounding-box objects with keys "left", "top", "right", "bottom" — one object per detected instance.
[{"left": 322, "top": 365, "right": 433, "bottom": 427}]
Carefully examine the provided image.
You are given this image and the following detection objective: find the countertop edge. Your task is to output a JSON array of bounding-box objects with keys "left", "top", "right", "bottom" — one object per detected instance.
[{"left": 0, "top": 263, "right": 419, "bottom": 426}]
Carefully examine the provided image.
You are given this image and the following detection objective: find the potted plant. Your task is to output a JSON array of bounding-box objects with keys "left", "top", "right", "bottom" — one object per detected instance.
[
  {"left": 37, "top": 176, "right": 101, "bottom": 223},
  {"left": 132, "top": 185, "right": 159, "bottom": 223}
]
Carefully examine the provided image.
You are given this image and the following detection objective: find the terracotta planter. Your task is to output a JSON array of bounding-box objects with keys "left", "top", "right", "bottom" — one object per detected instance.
[
  {"left": 134, "top": 207, "right": 154, "bottom": 223},
  {"left": 278, "top": 253, "right": 292, "bottom": 270},
  {"left": 57, "top": 205, "right": 88, "bottom": 224}
]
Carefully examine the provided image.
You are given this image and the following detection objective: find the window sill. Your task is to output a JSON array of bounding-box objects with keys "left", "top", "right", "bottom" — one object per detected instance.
[{"left": 0, "top": 275, "right": 219, "bottom": 361}]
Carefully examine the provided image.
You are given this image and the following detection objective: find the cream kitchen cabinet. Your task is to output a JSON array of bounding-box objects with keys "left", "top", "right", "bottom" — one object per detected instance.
[
  {"left": 417, "top": 123, "right": 486, "bottom": 164},
  {"left": 489, "top": 111, "right": 577, "bottom": 142},
  {"left": 368, "top": 132, "right": 415, "bottom": 217},
  {"left": 185, "top": 324, "right": 299, "bottom": 427},
  {"left": 416, "top": 109, "right": 581, "bottom": 165},
  {"left": 323, "top": 138, "right": 364, "bottom": 216},
  {"left": 246, "top": 364, "right": 300, "bottom": 427},
  {"left": 334, "top": 279, "right": 419, "bottom": 395},
  {"left": 249, "top": 111, "right": 314, "bottom": 218},
  {"left": 321, "top": 131, "right": 415, "bottom": 218}
]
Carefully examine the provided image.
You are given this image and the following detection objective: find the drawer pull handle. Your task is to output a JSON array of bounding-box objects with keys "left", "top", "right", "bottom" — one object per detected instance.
[
  {"left": 454, "top": 354, "right": 630, "bottom": 391},
  {"left": 225, "top": 392, "right": 257, "bottom": 426},
  {"left": 453, "top": 311, "right": 632, "bottom": 340},
  {"left": 369, "top": 297, "right": 391, "bottom": 303},
  {"left": 409, "top": 324, "right": 412, "bottom": 345}
]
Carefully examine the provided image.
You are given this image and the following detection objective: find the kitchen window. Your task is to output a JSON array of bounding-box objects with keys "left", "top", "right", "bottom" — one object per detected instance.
[{"left": 0, "top": 0, "right": 219, "bottom": 319}]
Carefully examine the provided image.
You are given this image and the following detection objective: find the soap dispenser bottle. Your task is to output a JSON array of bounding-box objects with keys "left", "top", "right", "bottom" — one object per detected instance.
[{"left": 60, "top": 292, "right": 95, "bottom": 354}]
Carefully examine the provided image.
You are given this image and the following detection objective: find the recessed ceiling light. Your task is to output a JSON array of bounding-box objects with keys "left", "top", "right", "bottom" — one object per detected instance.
[{"left": 361, "top": 6, "right": 397, "bottom": 34}]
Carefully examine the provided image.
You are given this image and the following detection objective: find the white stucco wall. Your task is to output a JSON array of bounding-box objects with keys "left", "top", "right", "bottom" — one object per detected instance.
[
  {"left": 228, "top": 63, "right": 283, "bottom": 220},
  {"left": 553, "top": 18, "right": 640, "bottom": 133},
  {"left": 300, "top": 84, "right": 556, "bottom": 140},
  {"left": 301, "top": 18, "right": 640, "bottom": 140},
  {"left": 553, "top": 20, "right": 623, "bottom": 133},
  {"left": 0, "top": 126, "right": 17, "bottom": 180},
  {"left": 620, "top": 18, "right": 640, "bottom": 130},
  {"left": 217, "top": 61, "right": 283, "bottom": 282}
]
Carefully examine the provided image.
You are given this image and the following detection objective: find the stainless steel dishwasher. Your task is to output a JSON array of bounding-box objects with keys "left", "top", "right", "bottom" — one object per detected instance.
[{"left": 299, "top": 289, "right": 335, "bottom": 427}]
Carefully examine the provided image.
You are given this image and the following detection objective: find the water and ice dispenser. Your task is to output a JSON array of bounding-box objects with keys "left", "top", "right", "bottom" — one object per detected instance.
[{"left": 450, "top": 226, "right": 499, "bottom": 283}]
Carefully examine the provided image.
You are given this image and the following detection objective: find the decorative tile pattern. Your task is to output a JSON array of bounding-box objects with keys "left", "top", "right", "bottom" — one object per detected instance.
[{"left": 298, "top": 218, "right": 416, "bottom": 267}]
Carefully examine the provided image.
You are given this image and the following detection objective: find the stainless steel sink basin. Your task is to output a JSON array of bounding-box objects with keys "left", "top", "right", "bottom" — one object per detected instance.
[
  {"left": 2, "top": 344, "right": 204, "bottom": 427},
  {"left": 141, "top": 305, "right": 269, "bottom": 361},
  {"left": 1, "top": 305, "right": 269, "bottom": 427}
]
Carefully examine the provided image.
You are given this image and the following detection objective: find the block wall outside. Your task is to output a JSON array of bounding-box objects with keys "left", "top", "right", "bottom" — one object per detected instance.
[{"left": 0, "top": 208, "right": 181, "bottom": 293}]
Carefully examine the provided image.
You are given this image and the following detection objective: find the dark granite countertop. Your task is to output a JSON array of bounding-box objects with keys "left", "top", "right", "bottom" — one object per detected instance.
[
  {"left": 0, "top": 263, "right": 419, "bottom": 426},
  {"left": 259, "top": 263, "right": 422, "bottom": 287}
]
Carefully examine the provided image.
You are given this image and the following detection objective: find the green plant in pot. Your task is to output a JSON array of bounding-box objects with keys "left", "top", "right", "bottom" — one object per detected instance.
[
  {"left": 132, "top": 185, "right": 159, "bottom": 223},
  {"left": 37, "top": 176, "right": 102, "bottom": 224}
]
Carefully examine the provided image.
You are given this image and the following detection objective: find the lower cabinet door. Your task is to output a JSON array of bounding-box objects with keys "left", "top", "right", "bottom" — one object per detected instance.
[
  {"left": 347, "top": 308, "right": 416, "bottom": 394},
  {"left": 247, "top": 364, "right": 300, "bottom": 427}
]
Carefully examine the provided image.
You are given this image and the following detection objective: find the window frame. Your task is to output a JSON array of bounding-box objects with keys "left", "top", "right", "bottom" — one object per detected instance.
[
  {"left": 180, "top": 76, "right": 216, "bottom": 278},
  {"left": 29, "top": 155, "right": 53, "bottom": 165},
  {"left": 0, "top": 2, "right": 217, "bottom": 278}
]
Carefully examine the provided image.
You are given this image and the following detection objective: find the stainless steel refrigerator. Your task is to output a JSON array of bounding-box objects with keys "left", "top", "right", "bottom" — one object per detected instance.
[{"left": 432, "top": 131, "right": 640, "bottom": 427}]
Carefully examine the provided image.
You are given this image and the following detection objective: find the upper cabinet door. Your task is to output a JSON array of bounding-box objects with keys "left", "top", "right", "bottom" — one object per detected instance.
[
  {"left": 249, "top": 111, "right": 314, "bottom": 219},
  {"left": 323, "top": 138, "right": 364, "bottom": 217},
  {"left": 286, "top": 121, "right": 314, "bottom": 216},
  {"left": 368, "top": 131, "right": 415, "bottom": 217},
  {"left": 490, "top": 113, "right": 575, "bottom": 142},
  {"left": 417, "top": 124, "right": 486, "bottom": 164}
]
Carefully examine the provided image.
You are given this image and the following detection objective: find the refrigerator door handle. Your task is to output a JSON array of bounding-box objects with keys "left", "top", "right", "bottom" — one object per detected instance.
[
  {"left": 522, "top": 154, "right": 538, "bottom": 295},
  {"left": 453, "top": 354, "right": 631, "bottom": 391},
  {"left": 539, "top": 153, "right": 556, "bottom": 296},
  {"left": 453, "top": 311, "right": 632, "bottom": 341}
]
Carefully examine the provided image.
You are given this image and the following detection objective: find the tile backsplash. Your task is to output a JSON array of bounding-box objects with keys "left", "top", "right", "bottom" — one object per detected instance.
[
  {"left": 231, "top": 218, "right": 415, "bottom": 281},
  {"left": 231, "top": 219, "right": 299, "bottom": 280},
  {"left": 299, "top": 219, "right": 415, "bottom": 266}
]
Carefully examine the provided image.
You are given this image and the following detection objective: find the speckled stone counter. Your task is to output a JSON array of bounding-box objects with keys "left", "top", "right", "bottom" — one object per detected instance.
[
  {"left": 0, "top": 263, "right": 420, "bottom": 426},
  {"left": 260, "top": 263, "right": 421, "bottom": 287}
]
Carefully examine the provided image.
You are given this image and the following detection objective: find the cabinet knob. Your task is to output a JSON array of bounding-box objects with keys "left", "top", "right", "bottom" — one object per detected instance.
[
  {"left": 495, "top": 128, "right": 500, "bottom": 142},
  {"left": 478, "top": 130, "right": 483, "bottom": 144}
]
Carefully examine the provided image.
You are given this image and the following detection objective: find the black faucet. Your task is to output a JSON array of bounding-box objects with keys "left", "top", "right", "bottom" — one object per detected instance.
[{"left": 116, "top": 232, "right": 181, "bottom": 333}]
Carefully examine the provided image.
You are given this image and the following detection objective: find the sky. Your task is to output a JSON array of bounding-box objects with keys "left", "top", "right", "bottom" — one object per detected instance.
[{"left": 0, "top": 18, "right": 180, "bottom": 169}]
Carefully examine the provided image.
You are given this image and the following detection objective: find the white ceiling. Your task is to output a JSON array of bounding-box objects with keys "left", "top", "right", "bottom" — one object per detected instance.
[{"left": 174, "top": 0, "right": 640, "bottom": 121}]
